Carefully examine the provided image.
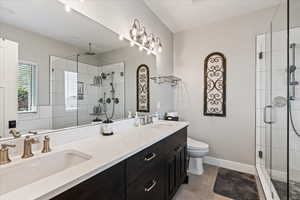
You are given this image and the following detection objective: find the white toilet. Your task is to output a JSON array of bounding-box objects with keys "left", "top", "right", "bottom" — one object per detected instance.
[{"left": 187, "top": 137, "right": 209, "bottom": 175}]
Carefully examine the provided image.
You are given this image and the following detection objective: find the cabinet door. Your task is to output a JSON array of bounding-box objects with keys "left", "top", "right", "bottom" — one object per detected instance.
[
  {"left": 166, "top": 153, "right": 176, "bottom": 200},
  {"left": 175, "top": 145, "right": 187, "bottom": 185},
  {"left": 51, "top": 162, "right": 125, "bottom": 200}
]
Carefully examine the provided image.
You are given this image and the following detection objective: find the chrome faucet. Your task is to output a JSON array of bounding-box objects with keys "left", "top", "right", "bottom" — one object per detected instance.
[
  {"left": 0, "top": 144, "right": 16, "bottom": 165},
  {"left": 22, "top": 136, "right": 40, "bottom": 159}
]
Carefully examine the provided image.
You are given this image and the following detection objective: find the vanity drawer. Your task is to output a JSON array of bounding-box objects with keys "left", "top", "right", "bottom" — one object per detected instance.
[
  {"left": 51, "top": 161, "right": 125, "bottom": 200},
  {"left": 127, "top": 159, "right": 165, "bottom": 200},
  {"left": 127, "top": 139, "right": 166, "bottom": 184}
]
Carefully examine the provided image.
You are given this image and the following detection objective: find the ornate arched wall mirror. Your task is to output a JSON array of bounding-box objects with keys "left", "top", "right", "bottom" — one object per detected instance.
[
  {"left": 204, "top": 52, "right": 226, "bottom": 117},
  {"left": 136, "top": 64, "right": 150, "bottom": 112}
]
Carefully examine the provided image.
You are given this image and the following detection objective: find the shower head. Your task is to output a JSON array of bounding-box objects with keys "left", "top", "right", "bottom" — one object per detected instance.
[{"left": 85, "top": 42, "right": 96, "bottom": 56}]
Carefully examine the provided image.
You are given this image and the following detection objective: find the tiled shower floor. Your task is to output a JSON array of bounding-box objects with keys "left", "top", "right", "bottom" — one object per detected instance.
[{"left": 272, "top": 179, "right": 300, "bottom": 200}]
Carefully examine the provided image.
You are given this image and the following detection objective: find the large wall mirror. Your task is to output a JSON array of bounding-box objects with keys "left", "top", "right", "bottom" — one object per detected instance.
[{"left": 0, "top": 0, "right": 157, "bottom": 139}]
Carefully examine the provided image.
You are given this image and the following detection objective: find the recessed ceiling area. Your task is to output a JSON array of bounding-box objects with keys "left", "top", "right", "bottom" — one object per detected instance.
[{"left": 144, "top": 0, "right": 281, "bottom": 33}]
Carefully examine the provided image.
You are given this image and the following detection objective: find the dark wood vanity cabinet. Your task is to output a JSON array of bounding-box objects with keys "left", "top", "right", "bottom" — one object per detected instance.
[
  {"left": 165, "top": 128, "right": 188, "bottom": 200},
  {"left": 52, "top": 127, "right": 187, "bottom": 200},
  {"left": 51, "top": 161, "right": 126, "bottom": 200}
]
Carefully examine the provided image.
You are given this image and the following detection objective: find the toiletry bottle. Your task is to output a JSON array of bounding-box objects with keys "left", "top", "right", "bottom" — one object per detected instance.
[
  {"left": 128, "top": 111, "right": 132, "bottom": 119},
  {"left": 153, "top": 112, "right": 159, "bottom": 123},
  {"left": 134, "top": 112, "right": 140, "bottom": 127}
]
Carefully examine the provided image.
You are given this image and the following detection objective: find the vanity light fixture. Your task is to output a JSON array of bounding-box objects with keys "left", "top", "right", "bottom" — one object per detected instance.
[{"left": 129, "top": 19, "right": 162, "bottom": 53}]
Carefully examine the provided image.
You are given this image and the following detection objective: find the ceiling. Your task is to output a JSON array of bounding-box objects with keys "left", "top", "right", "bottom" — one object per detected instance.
[
  {"left": 144, "top": 0, "right": 281, "bottom": 33},
  {"left": 0, "top": 0, "right": 127, "bottom": 54}
]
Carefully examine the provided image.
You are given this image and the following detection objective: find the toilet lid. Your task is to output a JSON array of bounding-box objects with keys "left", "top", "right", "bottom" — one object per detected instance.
[{"left": 187, "top": 137, "right": 209, "bottom": 150}]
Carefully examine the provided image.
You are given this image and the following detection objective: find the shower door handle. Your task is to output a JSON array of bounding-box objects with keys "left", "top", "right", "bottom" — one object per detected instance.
[{"left": 263, "top": 105, "right": 274, "bottom": 124}]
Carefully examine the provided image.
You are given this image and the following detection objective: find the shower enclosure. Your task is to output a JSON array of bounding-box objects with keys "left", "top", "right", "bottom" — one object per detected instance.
[
  {"left": 256, "top": 0, "right": 300, "bottom": 199},
  {"left": 50, "top": 53, "right": 125, "bottom": 129}
]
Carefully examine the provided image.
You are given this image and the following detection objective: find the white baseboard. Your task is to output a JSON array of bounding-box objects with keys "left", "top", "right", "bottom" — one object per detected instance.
[{"left": 204, "top": 156, "right": 255, "bottom": 175}]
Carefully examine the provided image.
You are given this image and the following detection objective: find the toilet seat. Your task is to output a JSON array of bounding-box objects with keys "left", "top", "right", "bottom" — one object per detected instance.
[{"left": 187, "top": 137, "right": 209, "bottom": 151}]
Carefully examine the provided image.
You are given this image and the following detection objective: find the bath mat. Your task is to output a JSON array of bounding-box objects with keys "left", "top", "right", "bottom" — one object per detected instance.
[{"left": 213, "top": 168, "right": 259, "bottom": 200}]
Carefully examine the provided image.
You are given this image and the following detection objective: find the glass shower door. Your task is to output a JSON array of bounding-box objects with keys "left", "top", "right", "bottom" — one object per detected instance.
[
  {"left": 256, "top": 1, "right": 289, "bottom": 199},
  {"left": 269, "top": 1, "right": 289, "bottom": 199},
  {"left": 289, "top": 0, "right": 300, "bottom": 199},
  {"left": 256, "top": 28, "right": 274, "bottom": 200}
]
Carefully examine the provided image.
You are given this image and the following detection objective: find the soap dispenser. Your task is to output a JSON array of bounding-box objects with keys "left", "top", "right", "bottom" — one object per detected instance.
[{"left": 134, "top": 112, "right": 140, "bottom": 127}]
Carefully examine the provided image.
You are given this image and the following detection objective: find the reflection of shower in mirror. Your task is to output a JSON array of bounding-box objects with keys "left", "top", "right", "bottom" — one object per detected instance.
[{"left": 89, "top": 62, "right": 125, "bottom": 123}]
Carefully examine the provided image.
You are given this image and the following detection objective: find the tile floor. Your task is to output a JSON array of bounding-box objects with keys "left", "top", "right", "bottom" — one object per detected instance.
[{"left": 173, "top": 164, "right": 266, "bottom": 200}]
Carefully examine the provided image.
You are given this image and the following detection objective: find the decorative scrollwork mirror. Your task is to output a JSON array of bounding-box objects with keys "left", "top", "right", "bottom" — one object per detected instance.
[
  {"left": 137, "top": 64, "right": 150, "bottom": 112},
  {"left": 204, "top": 52, "right": 226, "bottom": 117}
]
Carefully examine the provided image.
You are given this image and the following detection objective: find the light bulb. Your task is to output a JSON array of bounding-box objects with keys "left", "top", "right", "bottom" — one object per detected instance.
[
  {"left": 158, "top": 43, "right": 162, "bottom": 53},
  {"left": 151, "top": 42, "right": 155, "bottom": 48},
  {"left": 65, "top": 4, "right": 71, "bottom": 12},
  {"left": 158, "top": 46, "right": 162, "bottom": 53},
  {"left": 130, "top": 41, "right": 135, "bottom": 47},
  {"left": 119, "top": 35, "right": 124, "bottom": 41},
  {"left": 139, "top": 46, "right": 143, "bottom": 51},
  {"left": 142, "top": 35, "right": 147, "bottom": 44},
  {"left": 147, "top": 51, "right": 151, "bottom": 55},
  {"left": 132, "top": 28, "right": 137, "bottom": 36}
]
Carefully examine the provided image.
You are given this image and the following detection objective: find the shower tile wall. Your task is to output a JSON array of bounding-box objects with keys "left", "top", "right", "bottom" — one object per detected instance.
[
  {"left": 51, "top": 56, "right": 101, "bottom": 129},
  {"left": 17, "top": 105, "right": 52, "bottom": 133},
  {"left": 290, "top": 27, "right": 300, "bottom": 184},
  {"left": 271, "top": 28, "right": 288, "bottom": 183},
  {"left": 77, "top": 62, "right": 102, "bottom": 126},
  {"left": 99, "top": 62, "right": 125, "bottom": 120}
]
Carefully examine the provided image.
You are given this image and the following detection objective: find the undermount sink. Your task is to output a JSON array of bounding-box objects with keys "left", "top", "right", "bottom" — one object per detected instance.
[{"left": 0, "top": 150, "right": 91, "bottom": 195}]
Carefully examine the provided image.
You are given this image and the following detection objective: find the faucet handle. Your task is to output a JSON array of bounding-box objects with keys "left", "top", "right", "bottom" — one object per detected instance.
[
  {"left": 1, "top": 144, "right": 16, "bottom": 150},
  {"left": 41, "top": 136, "right": 51, "bottom": 153},
  {"left": 25, "top": 135, "right": 40, "bottom": 144},
  {"left": 0, "top": 143, "right": 16, "bottom": 165}
]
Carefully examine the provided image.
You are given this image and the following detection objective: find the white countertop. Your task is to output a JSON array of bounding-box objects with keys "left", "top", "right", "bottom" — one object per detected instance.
[{"left": 0, "top": 120, "right": 188, "bottom": 200}]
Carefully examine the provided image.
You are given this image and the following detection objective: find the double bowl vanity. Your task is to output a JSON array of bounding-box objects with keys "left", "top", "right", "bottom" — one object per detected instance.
[{"left": 0, "top": 121, "right": 188, "bottom": 200}]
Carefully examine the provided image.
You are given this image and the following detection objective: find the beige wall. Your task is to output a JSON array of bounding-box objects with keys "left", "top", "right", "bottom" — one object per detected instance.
[{"left": 174, "top": 8, "right": 276, "bottom": 165}]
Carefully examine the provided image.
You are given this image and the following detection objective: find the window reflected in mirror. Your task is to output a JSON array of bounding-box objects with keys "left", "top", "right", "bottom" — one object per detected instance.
[{"left": 17, "top": 62, "right": 37, "bottom": 113}]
